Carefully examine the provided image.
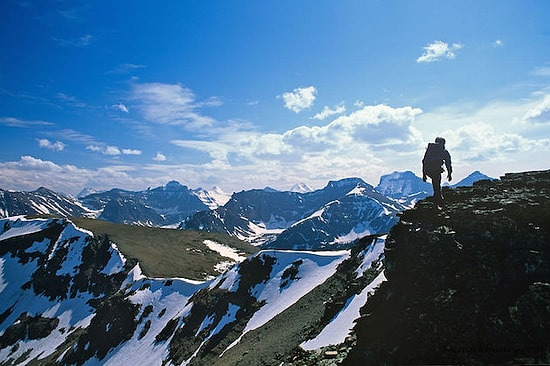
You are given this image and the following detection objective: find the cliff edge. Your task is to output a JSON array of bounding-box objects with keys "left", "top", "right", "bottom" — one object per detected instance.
[{"left": 346, "top": 170, "right": 550, "bottom": 365}]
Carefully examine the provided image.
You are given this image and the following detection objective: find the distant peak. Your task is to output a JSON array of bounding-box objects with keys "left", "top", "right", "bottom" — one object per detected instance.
[
  {"left": 164, "top": 181, "right": 188, "bottom": 191},
  {"left": 166, "top": 180, "right": 183, "bottom": 187},
  {"left": 290, "top": 182, "right": 314, "bottom": 193},
  {"left": 326, "top": 177, "right": 369, "bottom": 189}
]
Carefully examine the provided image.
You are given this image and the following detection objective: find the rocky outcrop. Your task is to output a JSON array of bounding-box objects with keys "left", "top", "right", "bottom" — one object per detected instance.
[{"left": 345, "top": 170, "right": 550, "bottom": 365}]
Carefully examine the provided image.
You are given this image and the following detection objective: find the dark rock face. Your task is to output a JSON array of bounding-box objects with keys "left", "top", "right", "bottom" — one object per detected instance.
[{"left": 345, "top": 170, "right": 550, "bottom": 365}]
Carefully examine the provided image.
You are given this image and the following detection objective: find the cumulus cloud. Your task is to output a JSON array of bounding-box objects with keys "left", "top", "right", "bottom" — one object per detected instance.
[
  {"left": 173, "top": 104, "right": 423, "bottom": 170},
  {"left": 284, "top": 104, "right": 424, "bottom": 153},
  {"left": 493, "top": 39, "right": 504, "bottom": 48},
  {"left": 312, "top": 103, "right": 346, "bottom": 120},
  {"left": 416, "top": 40, "right": 463, "bottom": 63},
  {"left": 38, "top": 138, "right": 66, "bottom": 151},
  {"left": 279, "top": 86, "right": 317, "bottom": 113},
  {"left": 442, "top": 122, "right": 541, "bottom": 162},
  {"left": 153, "top": 152, "right": 167, "bottom": 161},
  {"left": 130, "top": 82, "right": 216, "bottom": 129}
]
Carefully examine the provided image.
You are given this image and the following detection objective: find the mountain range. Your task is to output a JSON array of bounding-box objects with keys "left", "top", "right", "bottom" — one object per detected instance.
[
  {"left": 0, "top": 169, "right": 547, "bottom": 365},
  {"left": 0, "top": 171, "right": 492, "bottom": 251}
]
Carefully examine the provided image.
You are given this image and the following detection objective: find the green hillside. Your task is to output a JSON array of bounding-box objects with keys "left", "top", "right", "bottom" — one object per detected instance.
[{"left": 69, "top": 217, "right": 259, "bottom": 280}]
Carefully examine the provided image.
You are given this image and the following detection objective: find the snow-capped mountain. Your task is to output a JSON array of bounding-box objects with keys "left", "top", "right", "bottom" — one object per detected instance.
[
  {"left": 192, "top": 186, "right": 231, "bottom": 210},
  {"left": 1, "top": 170, "right": 547, "bottom": 365},
  {"left": 375, "top": 170, "right": 494, "bottom": 207},
  {"left": 0, "top": 216, "right": 385, "bottom": 365},
  {"left": 375, "top": 170, "right": 432, "bottom": 201},
  {"left": 451, "top": 170, "right": 494, "bottom": 187},
  {"left": 184, "top": 177, "right": 407, "bottom": 249},
  {"left": 1, "top": 171, "right": 493, "bottom": 244},
  {"left": 290, "top": 182, "right": 314, "bottom": 193},
  {"left": 79, "top": 181, "right": 213, "bottom": 226},
  {"left": 0, "top": 187, "right": 93, "bottom": 219},
  {"left": 76, "top": 187, "right": 105, "bottom": 198}
]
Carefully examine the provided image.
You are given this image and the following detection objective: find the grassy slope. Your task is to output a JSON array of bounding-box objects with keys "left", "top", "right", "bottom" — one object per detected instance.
[{"left": 70, "top": 217, "right": 258, "bottom": 280}]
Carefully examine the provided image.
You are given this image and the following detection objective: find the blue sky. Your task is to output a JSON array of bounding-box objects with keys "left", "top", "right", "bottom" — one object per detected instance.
[{"left": 1, "top": 1, "right": 549, "bottom": 195}]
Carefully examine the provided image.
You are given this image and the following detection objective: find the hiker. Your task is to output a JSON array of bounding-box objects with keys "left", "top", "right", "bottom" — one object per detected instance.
[{"left": 422, "top": 137, "right": 452, "bottom": 203}]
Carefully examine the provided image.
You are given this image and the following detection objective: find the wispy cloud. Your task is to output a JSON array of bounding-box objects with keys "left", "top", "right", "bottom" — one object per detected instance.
[
  {"left": 531, "top": 65, "right": 550, "bottom": 77},
  {"left": 38, "top": 138, "right": 65, "bottom": 151},
  {"left": 493, "top": 39, "right": 504, "bottom": 48},
  {"left": 130, "top": 82, "right": 217, "bottom": 129},
  {"left": 523, "top": 94, "right": 550, "bottom": 125},
  {"left": 112, "top": 103, "right": 129, "bottom": 113},
  {"left": 416, "top": 40, "right": 463, "bottom": 63},
  {"left": 56, "top": 92, "right": 88, "bottom": 108},
  {"left": 0, "top": 117, "right": 53, "bottom": 128},
  {"left": 108, "top": 63, "right": 146, "bottom": 74},
  {"left": 279, "top": 86, "right": 317, "bottom": 113},
  {"left": 312, "top": 103, "right": 346, "bottom": 120},
  {"left": 54, "top": 34, "right": 94, "bottom": 47}
]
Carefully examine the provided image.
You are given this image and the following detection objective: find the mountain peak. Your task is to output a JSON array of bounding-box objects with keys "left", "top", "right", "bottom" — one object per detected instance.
[
  {"left": 290, "top": 182, "right": 314, "bottom": 193},
  {"left": 325, "top": 177, "right": 370, "bottom": 190},
  {"left": 451, "top": 170, "right": 494, "bottom": 187},
  {"left": 164, "top": 180, "right": 186, "bottom": 190},
  {"left": 375, "top": 170, "right": 431, "bottom": 199}
]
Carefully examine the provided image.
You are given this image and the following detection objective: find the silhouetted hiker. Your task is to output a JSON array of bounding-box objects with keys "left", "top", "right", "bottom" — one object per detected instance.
[{"left": 422, "top": 137, "right": 452, "bottom": 203}]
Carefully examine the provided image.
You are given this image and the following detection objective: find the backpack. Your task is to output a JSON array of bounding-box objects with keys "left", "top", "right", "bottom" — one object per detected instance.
[{"left": 423, "top": 143, "right": 444, "bottom": 173}]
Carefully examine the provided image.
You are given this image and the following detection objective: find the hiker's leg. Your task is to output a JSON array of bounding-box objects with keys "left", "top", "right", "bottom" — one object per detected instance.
[{"left": 432, "top": 173, "right": 442, "bottom": 200}]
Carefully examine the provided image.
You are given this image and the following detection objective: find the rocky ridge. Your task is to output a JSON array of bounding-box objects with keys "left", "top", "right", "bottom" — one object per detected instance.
[{"left": 345, "top": 170, "right": 550, "bottom": 365}]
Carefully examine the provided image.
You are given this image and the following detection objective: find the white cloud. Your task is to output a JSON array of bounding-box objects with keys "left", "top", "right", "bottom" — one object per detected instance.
[
  {"left": 531, "top": 66, "right": 550, "bottom": 77},
  {"left": 38, "top": 138, "right": 66, "bottom": 151},
  {"left": 86, "top": 145, "right": 102, "bottom": 152},
  {"left": 108, "top": 63, "right": 146, "bottom": 74},
  {"left": 112, "top": 103, "right": 129, "bottom": 113},
  {"left": 104, "top": 146, "right": 121, "bottom": 156},
  {"left": 1, "top": 117, "right": 53, "bottom": 127},
  {"left": 279, "top": 86, "right": 317, "bottom": 113},
  {"left": 122, "top": 148, "right": 142, "bottom": 155},
  {"left": 312, "top": 103, "right": 346, "bottom": 120},
  {"left": 86, "top": 145, "right": 141, "bottom": 156},
  {"left": 442, "top": 123, "right": 533, "bottom": 162},
  {"left": 0, "top": 156, "right": 166, "bottom": 195},
  {"left": 493, "top": 39, "right": 504, "bottom": 48},
  {"left": 130, "top": 82, "right": 216, "bottom": 129},
  {"left": 153, "top": 152, "right": 167, "bottom": 161},
  {"left": 523, "top": 94, "right": 550, "bottom": 125},
  {"left": 416, "top": 40, "right": 463, "bottom": 63},
  {"left": 54, "top": 34, "right": 94, "bottom": 47},
  {"left": 5, "top": 92, "right": 549, "bottom": 196},
  {"left": 173, "top": 104, "right": 423, "bottom": 175}
]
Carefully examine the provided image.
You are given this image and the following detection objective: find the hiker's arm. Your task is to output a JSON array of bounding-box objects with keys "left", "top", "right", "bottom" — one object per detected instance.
[
  {"left": 444, "top": 151, "right": 452, "bottom": 181},
  {"left": 421, "top": 157, "right": 427, "bottom": 181}
]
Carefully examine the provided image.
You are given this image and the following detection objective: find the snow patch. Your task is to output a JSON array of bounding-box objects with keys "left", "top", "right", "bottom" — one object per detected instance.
[{"left": 301, "top": 271, "right": 386, "bottom": 350}]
